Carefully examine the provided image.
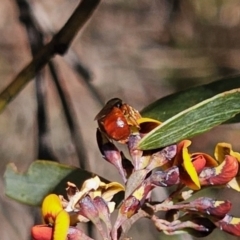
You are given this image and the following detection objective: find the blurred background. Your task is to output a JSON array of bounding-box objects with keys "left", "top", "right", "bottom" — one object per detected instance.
[{"left": 1, "top": 0, "right": 240, "bottom": 239}]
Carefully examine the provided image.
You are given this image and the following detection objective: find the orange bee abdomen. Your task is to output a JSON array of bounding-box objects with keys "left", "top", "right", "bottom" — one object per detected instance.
[
  {"left": 101, "top": 107, "right": 130, "bottom": 141},
  {"left": 95, "top": 98, "right": 141, "bottom": 143}
]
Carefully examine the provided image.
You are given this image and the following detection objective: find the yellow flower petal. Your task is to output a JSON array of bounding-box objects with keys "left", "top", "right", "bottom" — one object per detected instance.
[
  {"left": 99, "top": 180, "right": 107, "bottom": 188},
  {"left": 215, "top": 142, "right": 240, "bottom": 162},
  {"left": 90, "top": 189, "right": 102, "bottom": 199},
  {"left": 107, "top": 201, "right": 116, "bottom": 213},
  {"left": 101, "top": 182, "right": 125, "bottom": 202},
  {"left": 41, "top": 194, "right": 70, "bottom": 240},
  {"left": 228, "top": 177, "right": 240, "bottom": 192},
  {"left": 174, "top": 140, "right": 200, "bottom": 190},
  {"left": 104, "top": 181, "right": 125, "bottom": 191},
  {"left": 137, "top": 117, "right": 161, "bottom": 125},
  {"left": 182, "top": 145, "right": 200, "bottom": 190},
  {"left": 132, "top": 185, "right": 145, "bottom": 201},
  {"left": 173, "top": 140, "right": 191, "bottom": 166},
  {"left": 53, "top": 210, "right": 70, "bottom": 240},
  {"left": 172, "top": 140, "right": 201, "bottom": 189},
  {"left": 42, "top": 194, "right": 63, "bottom": 224},
  {"left": 81, "top": 176, "right": 101, "bottom": 192}
]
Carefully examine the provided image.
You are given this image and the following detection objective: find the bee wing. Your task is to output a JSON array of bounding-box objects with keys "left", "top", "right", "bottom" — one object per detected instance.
[{"left": 94, "top": 98, "right": 122, "bottom": 120}]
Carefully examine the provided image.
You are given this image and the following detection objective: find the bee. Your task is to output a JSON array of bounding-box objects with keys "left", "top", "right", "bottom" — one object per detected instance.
[{"left": 95, "top": 98, "right": 141, "bottom": 143}]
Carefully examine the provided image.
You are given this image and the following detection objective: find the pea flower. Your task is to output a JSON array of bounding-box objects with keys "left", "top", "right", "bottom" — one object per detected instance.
[
  {"left": 214, "top": 142, "right": 240, "bottom": 191},
  {"left": 64, "top": 176, "right": 124, "bottom": 215},
  {"left": 31, "top": 176, "right": 124, "bottom": 240},
  {"left": 170, "top": 140, "right": 239, "bottom": 190},
  {"left": 31, "top": 194, "right": 93, "bottom": 240},
  {"left": 31, "top": 99, "right": 240, "bottom": 239}
]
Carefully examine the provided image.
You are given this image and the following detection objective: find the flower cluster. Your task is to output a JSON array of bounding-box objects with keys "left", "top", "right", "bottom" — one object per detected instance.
[
  {"left": 32, "top": 98, "right": 240, "bottom": 240},
  {"left": 32, "top": 176, "right": 124, "bottom": 240}
]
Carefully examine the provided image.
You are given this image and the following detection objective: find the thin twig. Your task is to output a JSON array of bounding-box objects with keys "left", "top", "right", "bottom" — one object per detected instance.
[
  {"left": 64, "top": 50, "right": 105, "bottom": 106},
  {"left": 16, "top": 0, "right": 57, "bottom": 161},
  {"left": 0, "top": 0, "right": 101, "bottom": 113},
  {"left": 48, "top": 61, "right": 89, "bottom": 169},
  {"left": 16, "top": 0, "right": 91, "bottom": 169}
]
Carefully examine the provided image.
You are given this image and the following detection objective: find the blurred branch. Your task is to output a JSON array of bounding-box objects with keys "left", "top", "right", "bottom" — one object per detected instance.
[
  {"left": 27, "top": 2, "right": 104, "bottom": 105},
  {"left": 16, "top": 0, "right": 57, "bottom": 161},
  {"left": 48, "top": 61, "right": 89, "bottom": 168},
  {"left": 16, "top": 0, "right": 91, "bottom": 168},
  {"left": 64, "top": 50, "right": 105, "bottom": 106},
  {"left": 0, "top": 0, "right": 101, "bottom": 113}
]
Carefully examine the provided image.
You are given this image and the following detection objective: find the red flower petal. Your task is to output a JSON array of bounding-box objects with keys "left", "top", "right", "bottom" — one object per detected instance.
[
  {"left": 189, "top": 197, "right": 231, "bottom": 218},
  {"left": 199, "top": 155, "right": 239, "bottom": 186},
  {"left": 31, "top": 225, "right": 53, "bottom": 240},
  {"left": 192, "top": 155, "right": 206, "bottom": 174},
  {"left": 216, "top": 215, "right": 240, "bottom": 236}
]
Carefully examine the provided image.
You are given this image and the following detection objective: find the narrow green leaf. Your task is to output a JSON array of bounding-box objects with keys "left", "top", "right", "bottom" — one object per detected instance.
[
  {"left": 4, "top": 160, "right": 108, "bottom": 206},
  {"left": 141, "top": 76, "right": 240, "bottom": 124},
  {"left": 138, "top": 89, "right": 240, "bottom": 150}
]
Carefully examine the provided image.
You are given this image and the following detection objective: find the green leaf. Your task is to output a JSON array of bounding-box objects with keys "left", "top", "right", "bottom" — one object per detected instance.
[
  {"left": 138, "top": 89, "right": 240, "bottom": 150},
  {"left": 141, "top": 76, "right": 240, "bottom": 123},
  {"left": 4, "top": 160, "right": 110, "bottom": 206}
]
